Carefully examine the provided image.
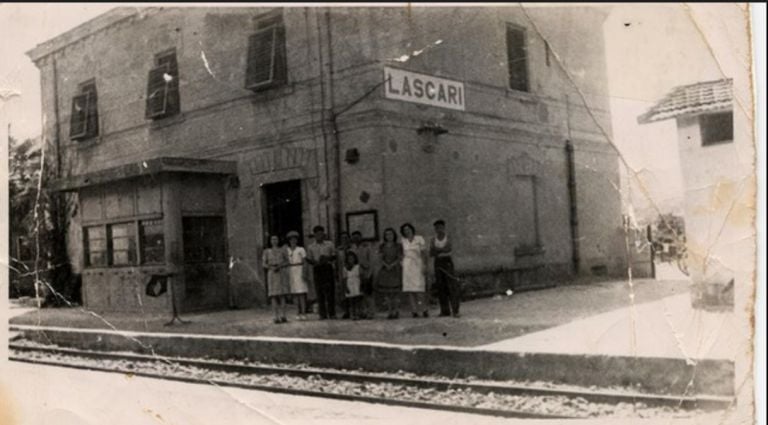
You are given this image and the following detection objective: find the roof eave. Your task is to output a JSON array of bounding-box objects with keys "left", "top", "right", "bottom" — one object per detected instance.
[
  {"left": 26, "top": 7, "right": 151, "bottom": 64},
  {"left": 48, "top": 157, "right": 238, "bottom": 192}
]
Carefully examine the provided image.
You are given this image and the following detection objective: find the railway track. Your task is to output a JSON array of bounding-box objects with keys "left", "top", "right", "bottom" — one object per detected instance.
[{"left": 9, "top": 343, "right": 733, "bottom": 419}]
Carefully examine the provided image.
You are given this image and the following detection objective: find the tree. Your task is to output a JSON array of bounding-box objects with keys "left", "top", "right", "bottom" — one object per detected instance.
[
  {"left": 9, "top": 136, "right": 45, "bottom": 298},
  {"left": 8, "top": 136, "right": 80, "bottom": 305}
]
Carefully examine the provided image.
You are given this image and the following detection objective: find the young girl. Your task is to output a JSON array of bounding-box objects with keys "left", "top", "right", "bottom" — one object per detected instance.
[
  {"left": 376, "top": 228, "right": 403, "bottom": 319},
  {"left": 262, "top": 234, "right": 289, "bottom": 324},
  {"left": 285, "top": 230, "right": 309, "bottom": 320},
  {"left": 343, "top": 251, "right": 363, "bottom": 320}
]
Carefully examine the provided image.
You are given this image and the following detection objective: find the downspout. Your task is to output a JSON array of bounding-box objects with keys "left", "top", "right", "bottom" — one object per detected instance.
[
  {"left": 565, "top": 139, "right": 580, "bottom": 274},
  {"left": 564, "top": 93, "right": 580, "bottom": 275},
  {"left": 325, "top": 9, "right": 342, "bottom": 240},
  {"left": 51, "top": 56, "right": 62, "bottom": 178},
  {"left": 313, "top": 8, "right": 332, "bottom": 233}
]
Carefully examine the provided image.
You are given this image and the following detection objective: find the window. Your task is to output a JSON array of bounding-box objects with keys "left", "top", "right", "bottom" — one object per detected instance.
[
  {"left": 84, "top": 226, "right": 107, "bottom": 267},
  {"left": 700, "top": 112, "right": 733, "bottom": 146},
  {"left": 15, "top": 236, "right": 34, "bottom": 262},
  {"left": 70, "top": 81, "right": 99, "bottom": 140},
  {"left": 146, "top": 50, "right": 180, "bottom": 119},
  {"left": 506, "top": 24, "right": 529, "bottom": 92},
  {"left": 512, "top": 175, "right": 541, "bottom": 255},
  {"left": 545, "top": 41, "right": 551, "bottom": 67},
  {"left": 83, "top": 220, "right": 164, "bottom": 268},
  {"left": 140, "top": 219, "right": 165, "bottom": 264},
  {"left": 108, "top": 223, "right": 137, "bottom": 266},
  {"left": 183, "top": 216, "right": 226, "bottom": 263},
  {"left": 245, "top": 12, "right": 287, "bottom": 91}
]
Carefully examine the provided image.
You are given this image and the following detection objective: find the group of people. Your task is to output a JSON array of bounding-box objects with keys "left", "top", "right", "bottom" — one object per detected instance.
[{"left": 261, "top": 220, "right": 462, "bottom": 324}]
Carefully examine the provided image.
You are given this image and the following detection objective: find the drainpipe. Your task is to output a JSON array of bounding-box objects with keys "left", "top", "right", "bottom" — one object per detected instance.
[
  {"left": 324, "top": 9, "right": 342, "bottom": 241},
  {"left": 565, "top": 139, "right": 580, "bottom": 274},
  {"left": 313, "top": 8, "right": 333, "bottom": 234},
  {"left": 52, "top": 56, "right": 62, "bottom": 178},
  {"left": 324, "top": 10, "right": 391, "bottom": 242}
]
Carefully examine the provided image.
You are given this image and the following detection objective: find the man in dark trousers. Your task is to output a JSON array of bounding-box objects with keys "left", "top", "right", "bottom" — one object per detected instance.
[
  {"left": 429, "top": 220, "right": 461, "bottom": 318},
  {"left": 307, "top": 225, "right": 337, "bottom": 319}
]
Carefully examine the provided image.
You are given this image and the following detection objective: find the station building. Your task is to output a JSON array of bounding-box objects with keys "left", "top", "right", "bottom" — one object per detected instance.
[{"left": 28, "top": 6, "right": 626, "bottom": 313}]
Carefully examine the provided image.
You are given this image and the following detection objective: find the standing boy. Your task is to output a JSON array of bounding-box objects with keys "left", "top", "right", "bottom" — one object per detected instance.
[
  {"left": 307, "top": 225, "right": 337, "bottom": 319},
  {"left": 430, "top": 220, "right": 461, "bottom": 317}
]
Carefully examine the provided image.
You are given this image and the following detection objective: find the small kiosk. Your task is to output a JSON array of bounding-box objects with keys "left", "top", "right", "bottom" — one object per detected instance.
[{"left": 50, "top": 157, "right": 237, "bottom": 314}]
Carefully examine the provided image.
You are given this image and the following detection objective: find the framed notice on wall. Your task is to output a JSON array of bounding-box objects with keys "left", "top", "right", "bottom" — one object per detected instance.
[{"left": 346, "top": 210, "right": 379, "bottom": 242}]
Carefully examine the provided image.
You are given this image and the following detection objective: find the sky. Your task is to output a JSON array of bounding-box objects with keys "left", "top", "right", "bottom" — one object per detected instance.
[
  {"left": 0, "top": 3, "right": 115, "bottom": 141},
  {"left": 0, "top": 3, "right": 736, "bottom": 220}
]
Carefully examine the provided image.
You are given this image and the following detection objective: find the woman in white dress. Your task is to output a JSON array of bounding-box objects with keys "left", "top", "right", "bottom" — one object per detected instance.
[
  {"left": 400, "top": 223, "right": 429, "bottom": 318},
  {"left": 285, "top": 231, "right": 309, "bottom": 320}
]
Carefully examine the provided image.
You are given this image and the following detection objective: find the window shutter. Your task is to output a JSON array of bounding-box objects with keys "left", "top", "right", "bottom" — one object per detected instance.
[
  {"left": 506, "top": 26, "right": 528, "bottom": 92},
  {"left": 85, "top": 87, "right": 99, "bottom": 138},
  {"left": 245, "top": 26, "right": 287, "bottom": 90},
  {"left": 272, "top": 26, "right": 287, "bottom": 83},
  {"left": 157, "top": 54, "right": 180, "bottom": 116},
  {"left": 146, "top": 64, "right": 170, "bottom": 118},
  {"left": 70, "top": 94, "right": 89, "bottom": 139}
]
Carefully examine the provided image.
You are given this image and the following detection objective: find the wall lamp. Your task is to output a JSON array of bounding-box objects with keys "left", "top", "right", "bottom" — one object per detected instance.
[{"left": 417, "top": 121, "right": 448, "bottom": 136}]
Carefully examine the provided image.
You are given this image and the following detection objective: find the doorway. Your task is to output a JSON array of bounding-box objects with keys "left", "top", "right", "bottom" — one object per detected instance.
[
  {"left": 262, "top": 180, "right": 304, "bottom": 246},
  {"left": 181, "top": 215, "right": 229, "bottom": 312}
]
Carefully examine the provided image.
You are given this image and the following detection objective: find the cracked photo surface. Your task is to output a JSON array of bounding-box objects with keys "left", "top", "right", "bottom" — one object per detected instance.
[{"left": 0, "top": 3, "right": 763, "bottom": 425}]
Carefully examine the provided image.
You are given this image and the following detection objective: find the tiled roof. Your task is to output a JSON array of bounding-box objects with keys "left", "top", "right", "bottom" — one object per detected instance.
[{"left": 637, "top": 78, "right": 733, "bottom": 124}]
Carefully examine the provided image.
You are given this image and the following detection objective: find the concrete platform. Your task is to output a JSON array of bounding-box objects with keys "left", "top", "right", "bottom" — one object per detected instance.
[
  {"left": 479, "top": 293, "right": 742, "bottom": 361},
  {"left": 9, "top": 278, "right": 691, "bottom": 347},
  {"left": 8, "top": 278, "right": 737, "bottom": 397}
]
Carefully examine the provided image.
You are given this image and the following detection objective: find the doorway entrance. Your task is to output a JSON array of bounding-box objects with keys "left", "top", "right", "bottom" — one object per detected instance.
[
  {"left": 181, "top": 215, "right": 229, "bottom": 312},
  {"left": 262, "top": 180, "right": 304, "bottom": 246}
]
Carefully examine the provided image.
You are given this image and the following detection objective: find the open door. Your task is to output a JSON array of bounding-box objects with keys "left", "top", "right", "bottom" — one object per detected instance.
[{"left": 262, "top": 180, "right": 304, "bottom": 245}]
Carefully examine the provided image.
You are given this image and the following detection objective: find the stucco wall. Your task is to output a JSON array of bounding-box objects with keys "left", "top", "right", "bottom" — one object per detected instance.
[
  {"left": 675, "top": 112, "right": 754, "bottom": 292},
  {"left": 33, "top": 6, "right": 625, "bottom": 308}
]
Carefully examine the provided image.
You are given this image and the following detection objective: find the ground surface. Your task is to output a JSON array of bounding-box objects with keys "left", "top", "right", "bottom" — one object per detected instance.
[
  {"left": 480, "top": 293, "right": 741, "bottom": 360},
  {"left": 0, "top": 361, "right": 733, "bottom": 425},
  {"left": 10, "top": 277, "right": 690, "bottom": 347}
]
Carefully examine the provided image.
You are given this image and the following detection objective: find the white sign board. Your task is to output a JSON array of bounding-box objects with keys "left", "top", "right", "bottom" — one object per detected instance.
[{"left": 383, "top": 67, "right": 465, "bottom": 111}]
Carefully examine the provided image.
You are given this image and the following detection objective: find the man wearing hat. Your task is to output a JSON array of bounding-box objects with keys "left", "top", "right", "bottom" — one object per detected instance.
[
  {"left": 430, "top": 219, "right": 461, "bottom": 317},
  {"left": 306, "top": 225, "right": 337, "bottom": 319}
]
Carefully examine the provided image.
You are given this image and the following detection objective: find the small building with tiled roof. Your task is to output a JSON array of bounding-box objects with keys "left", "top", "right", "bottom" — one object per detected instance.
[
  {"left": 637, "top": 78, "right": 733, "bottom": 124},
  {"left": 638, "top": 78, "right": 746, "bottom": 309}
]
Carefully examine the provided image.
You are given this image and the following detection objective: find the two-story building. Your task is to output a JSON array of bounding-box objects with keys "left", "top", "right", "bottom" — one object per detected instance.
[
  {"left": 639, "top": 78, "right": 753, "bottom": 309},
  {"left": 28, "top": 6, "right": 626, "bottom": 313}
]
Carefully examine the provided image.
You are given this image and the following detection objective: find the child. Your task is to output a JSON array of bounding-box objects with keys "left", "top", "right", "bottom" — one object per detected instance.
[
  {"left": 285, "top": 230, "right": 309, "bottom": 320},
  {"left": 343, "top": 251, "right": 363, "bottom": 320},
  {"left": 262, "top": 234, "right": 289, "bottom": 324}
]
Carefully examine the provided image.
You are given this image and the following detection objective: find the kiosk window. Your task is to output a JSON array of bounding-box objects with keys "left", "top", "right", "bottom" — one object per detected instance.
[
  {"left": 84, "top": 226, "right": 107, "bottom": 267},
  {"left": 140, "top": 219, "right": 165, "bottom": 264},
  {"left": 109, "top": 223, "right": 136, "bottom": 265}
]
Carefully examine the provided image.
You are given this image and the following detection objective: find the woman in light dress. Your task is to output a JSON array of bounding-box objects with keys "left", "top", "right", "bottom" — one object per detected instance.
[
  {"left": 400, "top": 223, "right": 429, "bottom": 318},
  {"left": 262, "top": 234, "right": 289, "bottom": 324},
  {"left": 285, "top": 230, "right": 309, "bottom": 320}
]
